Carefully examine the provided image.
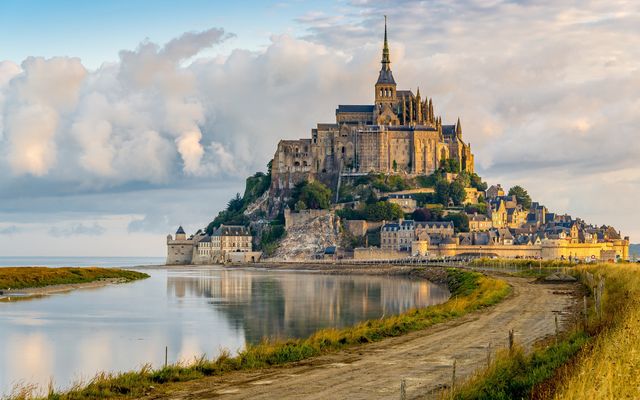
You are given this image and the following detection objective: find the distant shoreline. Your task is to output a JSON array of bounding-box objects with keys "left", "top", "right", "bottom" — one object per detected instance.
[{"left": 0, "top": 277, "right": 132, "bottom": 300}]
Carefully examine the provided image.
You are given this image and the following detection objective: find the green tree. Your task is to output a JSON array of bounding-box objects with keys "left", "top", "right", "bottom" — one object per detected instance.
[
  {"left": 449, "top": 181, "right": 466, "bottom": 205},
  {"left": 227, "top": 193, "right": 243, "bottom": 212},
  {"left": 364, "top": 202, "right": 404, "bottom": 221},
  {"left": 295, "top": 200, "right": 307, "bottom": 211},
  {"left": 291, "top": 180, "right": 332, "bottom": 210},
  {"left": 392, "top": 160, "right": 398, "bottom": 172},
  {"left": 442, "top": 212, "right": 469, "bottom": 232},
  {"left": 412, "top": 208, "right": 432, "bottom": 222},
  {"left": 435, "top": 180, "right": 450, "bottom": 205},
  {"left": 456, "top": 172, "right": 471, "bottom": 188},
  {"left": 508, "top": 185, "right": 532, "bottom": 209},
  {"left": 470, "top": 173, "right": 488, "bottom": 191}
]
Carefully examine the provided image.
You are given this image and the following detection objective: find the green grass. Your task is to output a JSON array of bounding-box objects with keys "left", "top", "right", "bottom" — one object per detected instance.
[
  {"left": 18, "top": 268, "right": 510, "bottom": 400},
  {"left": 0, "top": 267, "right": 149, "bottom": 290},
  {"left": 450, "top": 332, "right": 590, "bottom": 400}
]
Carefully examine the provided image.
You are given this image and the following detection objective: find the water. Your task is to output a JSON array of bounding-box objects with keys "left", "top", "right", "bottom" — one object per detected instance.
[
  {"left": 0, "top": 256, "right": 165, "bottom": 268},
  {"left": 0, "top": 266, "right": 450, "bottom": 395}
]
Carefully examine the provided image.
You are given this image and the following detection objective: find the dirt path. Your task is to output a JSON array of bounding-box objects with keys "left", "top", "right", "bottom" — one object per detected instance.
[{"left": 147, "top": 276, "right": 578, "bottom": 400}]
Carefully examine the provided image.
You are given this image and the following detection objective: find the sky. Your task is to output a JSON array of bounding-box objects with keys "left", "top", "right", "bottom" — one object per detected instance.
[{"left": 0, "top": 0, "right": 639, "bottom": 256}]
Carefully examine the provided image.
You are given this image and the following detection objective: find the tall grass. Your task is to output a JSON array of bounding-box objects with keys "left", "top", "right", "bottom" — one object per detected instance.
[
  {"left": 448, "top": 262, "right": 640, "bottom": 400},
  {"left": 16, "top": 268, "right": 510, "bottom": 400},
  {"left": 551, "top": 264, "right": 640, "bottom": 399},
  {"left": 0, "top": 267, "right": 149, "bottom": 290}
]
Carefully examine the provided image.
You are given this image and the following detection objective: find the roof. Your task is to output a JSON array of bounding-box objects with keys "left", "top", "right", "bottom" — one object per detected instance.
[
  {"left": 382, "top": 220, "right": 415, "bottom": 231},
  {"left": 176, "top": 226, "right": 185, "bottom": 234},
  {"left": 324, "top": 246, "right": 337, "bottom": 255},
  {"left": 469, "top": 214, "right": 489, "bottom": 221},
  {"left": 198, "top": 235, "right": 212, "bottom": 243},
  {"left": 417, "top": 221, "right": 454, "bottom": 229},
  {"left": 442, "top": 125, "right": 456, "bottom": 136},
  {"left": 376, "top": 68, "right": 396, "bottom": 85},
  {"left": 212, "top": 225, "right": 251, "bottom": 236},
  {"left": 396, "top": 89, "right": 414, "bottom": 99},
  {"left": 336, "top": 105, "right": 375, "bottom": 113}
]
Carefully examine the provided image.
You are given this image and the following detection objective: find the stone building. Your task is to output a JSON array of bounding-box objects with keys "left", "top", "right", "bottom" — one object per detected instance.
[
  {"left": 166, "top": 225, "right": 259, "bottom": 265},
  {"left": 270, "top": 19, "right": 474, "bottom": 202}
]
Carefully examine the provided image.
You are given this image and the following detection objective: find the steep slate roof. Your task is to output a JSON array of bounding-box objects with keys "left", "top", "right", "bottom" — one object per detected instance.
[
  {"left": 212, "top": 225, "right": 251, "bottom": 236},
  {"left": 416, "top": 221, "right": 454, "bottom": 229},
  {"left": 396, "top": 89, "right": 414, "bottom": 98},
  {"left": 442, "top": 125, "right": 456, "bottom": 136},
  {"left": 176, "top": 226, "right": 185, "bottom": 234},
  {"left": 336, "top": 105, "right": 375, "bottom": 113},
  {"left": 198, "top": 235, "right": 212, "bottom": 243}
]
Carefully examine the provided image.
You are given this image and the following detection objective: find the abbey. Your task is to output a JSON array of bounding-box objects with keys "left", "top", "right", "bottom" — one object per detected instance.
[{"left": 270, "top": 19, "right": 474, "bottom": 194}]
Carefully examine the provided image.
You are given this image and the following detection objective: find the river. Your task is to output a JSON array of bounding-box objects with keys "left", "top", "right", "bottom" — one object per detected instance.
[{"left": 0, "top": 264, "right": 449, "bottom": 395}]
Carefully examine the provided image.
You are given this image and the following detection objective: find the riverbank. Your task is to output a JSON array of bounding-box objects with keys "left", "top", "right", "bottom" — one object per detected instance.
[
  {"left": 17, "top": 267, "right": 510, "bottom": 399},
  {"left": 0, "top": 267, "right": 149, "bottom": 298}
]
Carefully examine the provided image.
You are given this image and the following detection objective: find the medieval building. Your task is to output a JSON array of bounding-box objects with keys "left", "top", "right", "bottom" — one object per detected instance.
[{"left": 270, "top": 19, "right": 474, "bottom": 196}]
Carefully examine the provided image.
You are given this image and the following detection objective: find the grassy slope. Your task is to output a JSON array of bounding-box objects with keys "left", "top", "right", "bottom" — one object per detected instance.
[
  {"left": 27, "top": 269, "right": 510, "bottom": 400},
  {"left": 450, "top": 262, "right": 640, "bottom": 400},
  {"left": 551, "top": 264, "right": 640, "bottom": 399},
  {"left": 0, "top": 267, "right": 149, "bottom": 290}
]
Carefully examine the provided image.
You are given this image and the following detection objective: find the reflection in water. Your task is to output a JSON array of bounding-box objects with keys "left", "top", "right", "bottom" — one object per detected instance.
[
  {"left": 0, "top": 267, "right": 449, "bottom": 394},
  {"left": 166, "top": 269, "right": 450, "bottom": 343}
]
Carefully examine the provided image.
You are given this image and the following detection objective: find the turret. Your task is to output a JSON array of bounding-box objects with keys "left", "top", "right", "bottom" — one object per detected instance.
[
  {"left": 456, "top": 117, "right": 462, "bottom": 138},
  {"left": 428, "top": 99, "right": 434, "bottom": 122},
  {"left": 175, "top": 225, "right": 186, "bottom": 241},
  {"left": 374, "top": 16, "right": 396, "bottom": 107},
  {"left": 415, "top": 87, "right": 422, "bottom": 124}
]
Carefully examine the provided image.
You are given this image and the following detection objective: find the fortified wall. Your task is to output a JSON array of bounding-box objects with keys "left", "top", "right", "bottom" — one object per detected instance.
[{"left": 426, "top": 240, "right": 629, "bottom": 261}]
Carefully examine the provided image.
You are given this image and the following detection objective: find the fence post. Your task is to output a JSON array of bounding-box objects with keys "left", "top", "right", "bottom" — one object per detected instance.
[
  {"left": 486, "top": 342, "right": 492, "bottom": 367},
  {"left": 583, "top": 295, "right": 588, "bottom": 329},
  {"left": 554, "top": 314, "right": 559, "bottom": 342},
  {"left": 164, "top": 345, "right": 168, "bottom": 368},
  {"left": 508, "top": 329, "right": 514, "bottom": 352},
  {"left": 400, "top": 378, "right": 406, "bottom": 400},
  {"left": 452, "top": 358, "right": 457, "bottom": 391}
]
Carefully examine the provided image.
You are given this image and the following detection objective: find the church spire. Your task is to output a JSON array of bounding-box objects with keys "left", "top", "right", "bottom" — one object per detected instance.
[
  {"left": 382, "top": 15, "right": 390, "bottom": 70},
  {"left": 376, "top": 16, "right": 395, "bottom": 85}
]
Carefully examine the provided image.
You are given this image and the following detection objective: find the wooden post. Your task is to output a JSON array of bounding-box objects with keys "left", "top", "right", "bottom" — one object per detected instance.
[
  {"left": 508, "top": 329, "right": 514, "bottom": 351},
  {"left": 583, "top": 295, "right": 588, "bottom": 329},
  {"left": 164, "top": 346, "right": 168, "bottom": 368},
  {"left": 486, "top": 342, "right": 492, "bottom": 367},
  {"left": 400, "top": 378, "right": 406, "bottom": 400},
  {"left": 452, "top": 359, "right": 457, "bottom": 391},
  {"left": 555, "top": 314, "right": 559, "bottom": 342}
]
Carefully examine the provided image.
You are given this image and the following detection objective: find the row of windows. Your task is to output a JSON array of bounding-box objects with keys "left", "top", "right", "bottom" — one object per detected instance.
[{"left": 379, "top": 88, "right": 394, "bottom": 97}]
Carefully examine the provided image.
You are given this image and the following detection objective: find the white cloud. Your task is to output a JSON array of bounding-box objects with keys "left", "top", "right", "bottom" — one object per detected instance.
[{"left": 1, "top": 1, "right": 640, "bottom": 254}]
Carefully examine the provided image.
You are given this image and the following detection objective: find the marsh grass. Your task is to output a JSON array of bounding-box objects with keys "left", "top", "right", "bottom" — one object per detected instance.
[
  {"left": 447, "top": 262, "right": 640, "bottom": 400},
  {"left": 0, "top": 267, "right": 149, "bottom": 290},
  {"left": 14, "top": 268, "right": 510, "bottom": 400}
]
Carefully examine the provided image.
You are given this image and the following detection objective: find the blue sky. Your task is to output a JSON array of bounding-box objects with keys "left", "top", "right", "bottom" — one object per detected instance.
[
  {"left": 0, "top": 0, "right": 639, "bottom": 256},
  {"left": 0, "top": 0, "right": 326, "bottom": 67}
]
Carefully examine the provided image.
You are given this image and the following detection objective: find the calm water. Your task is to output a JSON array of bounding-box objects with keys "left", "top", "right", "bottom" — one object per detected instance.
[{"left": 0, "top": 266, "right": 449, "bottom": 394}]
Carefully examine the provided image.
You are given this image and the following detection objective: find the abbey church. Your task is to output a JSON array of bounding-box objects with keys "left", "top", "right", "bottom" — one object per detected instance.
[{"left": 270, "top": 19, "right": 474, "bottom": 194}]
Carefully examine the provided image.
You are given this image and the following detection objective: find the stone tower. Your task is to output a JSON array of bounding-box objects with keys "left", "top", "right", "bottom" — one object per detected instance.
[
  {"left": 175, "top": 225, "right": 186, "bottom": 241},
  {"left": 375, "top": 16, "right": 396, "bottom": 108}
]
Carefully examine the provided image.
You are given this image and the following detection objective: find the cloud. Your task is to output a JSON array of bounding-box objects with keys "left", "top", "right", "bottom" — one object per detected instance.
[
  {"left": 1, "top": 1, "right": 640, "bottom": 253},
  {"left": 48, "top": 223, "right": 107, "bottom": 237},
  {"left": 0, "top": 225, "right": 21, "bottom": 235}
]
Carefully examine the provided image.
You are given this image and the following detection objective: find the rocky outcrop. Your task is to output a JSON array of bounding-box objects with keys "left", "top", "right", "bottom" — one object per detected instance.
[{"left": 270, "top": 211, "right": 341, "bottom": 260}]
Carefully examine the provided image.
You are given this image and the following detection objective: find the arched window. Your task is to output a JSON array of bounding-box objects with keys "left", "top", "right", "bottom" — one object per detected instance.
[{"left": 341, "top": 146, "right": 345, "bottom": 154}]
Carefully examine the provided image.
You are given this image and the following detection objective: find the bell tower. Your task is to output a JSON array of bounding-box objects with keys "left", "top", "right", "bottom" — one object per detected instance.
[{"left": 374, "top": 16, "right": 396, "bottom": 108}]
